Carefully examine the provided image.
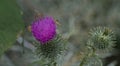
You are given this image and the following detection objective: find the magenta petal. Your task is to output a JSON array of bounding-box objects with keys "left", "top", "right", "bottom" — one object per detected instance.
[{"left": 31, "top": 16, "right": 56, "bottom": 44}]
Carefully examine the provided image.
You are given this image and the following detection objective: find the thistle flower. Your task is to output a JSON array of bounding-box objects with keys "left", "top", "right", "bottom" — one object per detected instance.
[
  {"left": 87, "top": 27, "right": 116, "bottom": 52},
  {"left": 31, "top": 16, "right": 56, "bottom": 44},
  {"left": 31, "top": 16, "right": 66, "bottom": 61}
]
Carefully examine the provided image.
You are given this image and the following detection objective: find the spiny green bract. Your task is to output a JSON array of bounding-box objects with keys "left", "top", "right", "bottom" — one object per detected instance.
[
  {"left": 35, "top": 34, "right": 66, "bottom": 60},
  {"left": 87, "top": 27, "right": 116, "bottom": 52}
]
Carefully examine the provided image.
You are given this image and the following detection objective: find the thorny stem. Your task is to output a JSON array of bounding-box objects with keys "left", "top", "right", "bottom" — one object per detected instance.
[
  {"left": 96, "top": 56, "right": 103, "bottom": 66},
  {"left": 79, "top": 53, "right": 89, "bottom": 66},
  {"left": 79, "top": 45, "right": 103, "bottom": 66},
  {"left": 79, "top": 46, "right": 96, "bottom": 66}
]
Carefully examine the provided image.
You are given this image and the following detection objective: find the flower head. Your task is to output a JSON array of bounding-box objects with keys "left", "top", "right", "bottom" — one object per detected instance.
[{"left": 31, "top": 16, "right": 56, "bottom": 44}]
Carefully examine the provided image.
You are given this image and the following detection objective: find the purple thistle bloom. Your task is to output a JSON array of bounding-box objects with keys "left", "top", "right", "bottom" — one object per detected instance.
[{"left": 31, "top": 16, "right": 56, "bottom": 44}]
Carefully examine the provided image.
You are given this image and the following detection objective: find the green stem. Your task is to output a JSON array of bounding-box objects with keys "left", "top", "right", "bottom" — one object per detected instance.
[
  {"left": 79, "top": 54, "right": 88, "bottom": 66},
  {"left": 95, "top": 55, "right": 103, "bottom": 66},
  {"left": 79, "top": 47, "right": 96, "bottom": 66}
]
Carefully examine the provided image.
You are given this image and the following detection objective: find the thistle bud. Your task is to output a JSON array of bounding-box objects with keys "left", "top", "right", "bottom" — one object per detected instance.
[{"left": 87, "top": 27, "right": 116, "bottom": 52}]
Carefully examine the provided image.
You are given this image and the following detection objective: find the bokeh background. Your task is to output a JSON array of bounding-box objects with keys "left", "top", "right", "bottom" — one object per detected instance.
[{"left": 0, "top": 0, "right": 120, "bottom": 66}]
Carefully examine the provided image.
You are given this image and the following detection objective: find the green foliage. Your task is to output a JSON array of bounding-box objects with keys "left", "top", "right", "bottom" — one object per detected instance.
[{"left": 0, "top": 0, "right": 24, "bottom": 56}]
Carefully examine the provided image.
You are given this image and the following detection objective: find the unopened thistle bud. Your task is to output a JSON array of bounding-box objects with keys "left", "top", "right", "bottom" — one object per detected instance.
[{"left": 87, "top": 27, "right": 116, "bottom": 52}]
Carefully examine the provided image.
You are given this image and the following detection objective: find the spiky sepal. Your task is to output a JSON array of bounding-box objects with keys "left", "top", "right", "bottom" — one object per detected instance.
[{"left": 34, "top": 34, "right": 66, "bottom": 60}]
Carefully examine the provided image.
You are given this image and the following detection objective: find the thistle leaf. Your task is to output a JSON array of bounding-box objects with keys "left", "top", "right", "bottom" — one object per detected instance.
[{"left": 0, "top": 0, "right": 24, "bottom": 56}]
